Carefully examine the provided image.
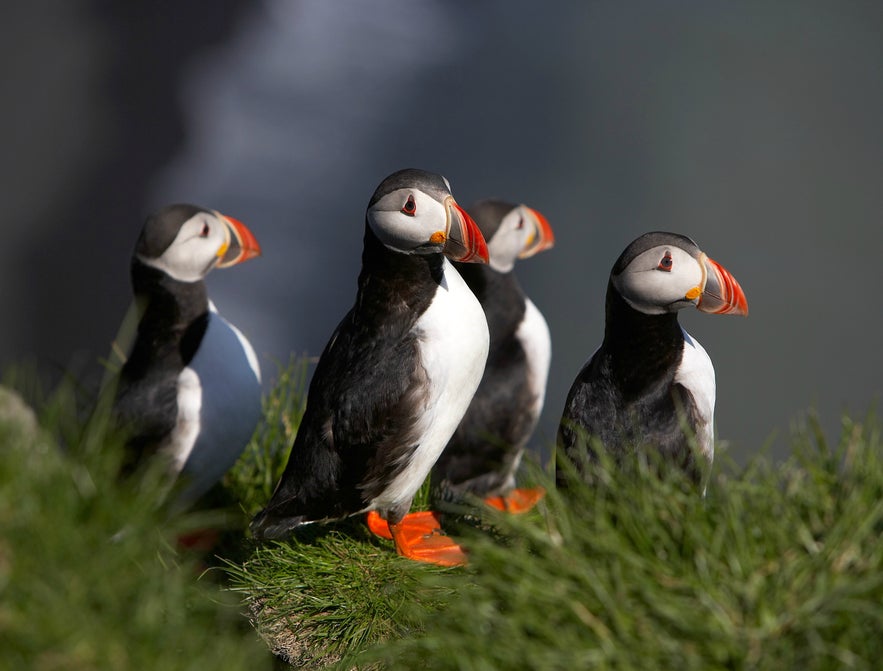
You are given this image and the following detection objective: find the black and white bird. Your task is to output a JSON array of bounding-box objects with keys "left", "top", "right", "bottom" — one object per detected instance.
[
  {"left": 112, "top": 204, "right": 262, "bottom": 507},
  {"left": 431, "top": 199, "right": 554, "bottom": 513},
  {"left": 557, "top": 231, "right": 747, "bottom": 492},
  {"left": 251, "top": 169, "right": 489, "bottom": 566}
]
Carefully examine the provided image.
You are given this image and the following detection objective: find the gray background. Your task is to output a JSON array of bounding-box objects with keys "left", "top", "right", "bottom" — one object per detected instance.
[{"left": 2, "top": 1, "right": 881, "bottom": 465}]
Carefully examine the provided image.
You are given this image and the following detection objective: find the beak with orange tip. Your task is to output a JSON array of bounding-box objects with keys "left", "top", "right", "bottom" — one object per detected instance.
[
  {"left": 695, "top": 254, "right": 749, "bottom": 316},
  {"left": 215, "top": 213, "right": 262, "bottom": 268},
  {"left": 518, "top": 206, "right": 555, "bottom": 259},
  {"left": 441, "top": 197, "right": 489, "bottom": 264}
]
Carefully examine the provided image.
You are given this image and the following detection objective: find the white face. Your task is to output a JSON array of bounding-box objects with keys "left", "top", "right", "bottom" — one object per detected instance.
[
  {"left": 138, "top": 211, "right": 230, "bottom": 283},
  {"left": 487, "top": 205, "right": 534, "bottom": 273},
  {"left": 611, "top": 244, "right": 705, "bottom": 315},
  {"left": 367, "top": 188, "right": 449, "bottom": 254}
]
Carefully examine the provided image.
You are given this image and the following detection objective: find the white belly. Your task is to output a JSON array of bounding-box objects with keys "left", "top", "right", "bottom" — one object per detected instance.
[
  {"left": 164, "top": 304, "right": 262, "bottom": 500},
  {"left": 516, "top": 297, "right": 552, "bottom": 422},
  {"left": 371, "top": 259, "right": 490, "bottom": 510},
  {"left": 675, "top": 328, "right": 716, "bottom": 465}
]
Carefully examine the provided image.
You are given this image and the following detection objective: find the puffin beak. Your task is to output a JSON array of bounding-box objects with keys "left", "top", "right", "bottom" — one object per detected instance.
[
  {"left": 441, "top": 197, "right": 489, "bottom": 264},
  {"left": 216, "top": 213, "right": 262, "bottom": 268},
  {"left": 517, "top": 206, "right": 555, "bottom": 259},
  {"left": 695, "top": 254, "right": 749, "bottom": 316}
]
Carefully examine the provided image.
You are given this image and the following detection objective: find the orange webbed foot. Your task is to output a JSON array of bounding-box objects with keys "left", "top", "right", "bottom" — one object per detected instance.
[
  {"left": 483, "top": 486, "right": 546, "bottom": 514},
  {"left": 365, "top": 510, "right": 394, "bottom": 540},
  {"left": 389, "top": 511, "right": 467, "bottom": 567}
]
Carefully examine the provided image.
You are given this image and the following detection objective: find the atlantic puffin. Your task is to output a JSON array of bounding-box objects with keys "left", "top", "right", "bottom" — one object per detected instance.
[
  {"left": 112, "top": 204, "right": 262, "bottom": 506},
  {"left": 250, "top": 169, "right": 490, "bottom": 566},
  {"left": 430, "top": 199, "right": 554, "bottom": 513},
  {"left": 557, "top": 231, "right": 748, "bottom": 491}
]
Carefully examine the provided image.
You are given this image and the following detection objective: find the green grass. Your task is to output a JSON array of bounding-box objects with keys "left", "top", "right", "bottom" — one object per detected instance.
[
  {"left": 3, "top": 359, "right": 881, "bottom": 670},
  {"left": 223, "top": 355, "right": 310, "bottom": 519},
  {"left": 225, "top": 519, "right": 454, "bottom": 668},
  {"left": 0, "top": 369, "right": 273, "bottom": 671},
  {"left": 373, "top": 412, "right": 883, "bottom": 670},
  {"left": 227, "top": 360, "right": 883, "bottom": 670}
]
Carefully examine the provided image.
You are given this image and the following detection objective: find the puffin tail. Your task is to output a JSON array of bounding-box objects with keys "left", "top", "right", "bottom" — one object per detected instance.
[{"left": 249, "top": 507, "right": 309, "bottom": 541}]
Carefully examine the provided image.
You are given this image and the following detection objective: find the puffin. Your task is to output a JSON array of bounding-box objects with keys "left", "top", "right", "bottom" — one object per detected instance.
[
  {"left": 430, "top": 199, "right": 554, "bottom": 513},
  {"left": 250, "top": 168, "right": 490, "bottom": 566},
  {"left": 557, "top": 231, "right": 748, "bottom": 492},
  {"left": 112, "top": 204, "right": 262, "bottom": 506}
]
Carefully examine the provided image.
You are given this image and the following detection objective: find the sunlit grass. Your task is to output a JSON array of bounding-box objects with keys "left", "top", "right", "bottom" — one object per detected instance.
[
  {"left": 4, "top": 358, "right": 880, "bottom": 670},
  {"left": 229, "top": 369, "right": 883, "bottom": 670}
]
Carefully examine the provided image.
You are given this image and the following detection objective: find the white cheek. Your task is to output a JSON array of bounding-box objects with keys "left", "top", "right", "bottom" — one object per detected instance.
[
  {"left": 139, "top": 220, "right": 225, "bottom": 283},
  {"left": 367, "top": 194, "right": 445, "bottom": 253},
  {"left": 616, "top": 271, "right": 677, "bottom": 313},
  {"left": 368, "top": 210, "right": 418, "bottom": 250},
  {"left": 614, "top": 250, "right": 704, "bottom": 314},
  {"left": 486, "top": 211, "right": 526, "bottom": 273}
]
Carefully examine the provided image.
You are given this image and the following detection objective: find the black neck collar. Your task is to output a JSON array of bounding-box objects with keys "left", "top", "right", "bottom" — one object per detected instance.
[
  {"left": 601, "top": 282, "right": 684, "bottom": 396},
  {"left": 125, "top": 259, "right": 210, "bottom": 370}
]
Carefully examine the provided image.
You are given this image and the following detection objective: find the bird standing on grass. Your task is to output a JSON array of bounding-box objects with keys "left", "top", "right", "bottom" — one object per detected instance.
[
  {"left": 251, "top": 169, "right": 489, "bottom": 566},
  {"left": 557, "top": 231, "right": 748, "bottom": 492},
  {"left": 112, "top": 204, "right": 262, "bottom": 507},
  {"left": 431, "top": 199, "right": 554, "bottom": 513}
]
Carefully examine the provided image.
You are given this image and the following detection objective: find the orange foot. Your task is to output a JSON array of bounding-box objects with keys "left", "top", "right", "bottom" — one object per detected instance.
[
  {"left": 389, "top": 511, "right": 467, "bottom": 567},
  {"left": 176, "top": 527, "right": 221, "bottom": 552},
  {"left": 484, "top": 486, "right": 546, "bottom": 514},
  {"left": 365, "top": 510, "right": 393, "bottom": 540}
]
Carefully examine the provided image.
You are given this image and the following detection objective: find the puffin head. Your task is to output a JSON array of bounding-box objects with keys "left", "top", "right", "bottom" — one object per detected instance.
[
  {"left": 366, "top": 169, "right": 489, "bottom": 264},
  {"left": 467, "top": 199, "right": 554, "bottom": 273},
  {"left": 610, "top": 231, "right": 748, "bottom": 316},
  {"left": 135, "top": 204, "right": 261, "bottom": 283}
]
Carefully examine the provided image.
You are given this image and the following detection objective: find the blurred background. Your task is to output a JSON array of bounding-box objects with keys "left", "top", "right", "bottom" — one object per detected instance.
[{"left": 2, "top": 1, "right": 881, "bottom": 465}]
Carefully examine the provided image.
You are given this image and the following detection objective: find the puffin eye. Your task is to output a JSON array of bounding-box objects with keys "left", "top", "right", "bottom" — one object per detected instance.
[
  {"left": 516, "top": 217, "right": 525, "bottom": 229},
  {"left": 401, "top": 195, "right": 417, "bottom": 216},
  {"left": 200, "top": 222, "right": 210, "bottom": 237},
  {"left": 657, "top": 251, "right": 673, "bottom": 272}
]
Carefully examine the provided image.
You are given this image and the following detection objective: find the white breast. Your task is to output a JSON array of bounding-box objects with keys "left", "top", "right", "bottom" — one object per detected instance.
[
  {"left": 166, "top": 367, "right": 203, "bottom": 472},
  {"left": 515, "top": 298, "right": 552, "bottom": 422},
  {"left": 371, "top": 259, "right": 490, "bottom": 511},
  {"left": 675, "top": 328, "right": 716, "bottom": 466},
  {"left": 164, "top": 304, "right": 263, "bottom": 501}
]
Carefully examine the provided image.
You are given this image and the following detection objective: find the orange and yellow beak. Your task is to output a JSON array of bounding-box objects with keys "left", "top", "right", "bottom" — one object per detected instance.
[
  {"left": 439, "top": 197, "right": 489, "bottom": 264},
  {"left": 518, "top": 207, "right": 555, "bottom": 259},
  {"left": 695, "top": 254, "right": 748, "bottom": 316},
  {"left": 215, "top": 213, "right": 262, "bottom": 268}
]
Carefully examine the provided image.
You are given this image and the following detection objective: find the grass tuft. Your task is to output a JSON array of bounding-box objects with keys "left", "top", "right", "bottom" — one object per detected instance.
[
  {"left": 223, "top": 359, "right": 883, "bottom": 669},
  {"left": 0, "top": 372, "right": 273, "bottom": 671},
  {"left": 5, "top": 356, "right": 880, "bottom": 670},
  {"left": 373, "top": 411, "right": 883, "bottom": 670},
  {"left": 226, "top": 520, "right": 455, "bottom": 669},
  {"left": 224, "top": 355, "right": 311, "bottom": 518}
]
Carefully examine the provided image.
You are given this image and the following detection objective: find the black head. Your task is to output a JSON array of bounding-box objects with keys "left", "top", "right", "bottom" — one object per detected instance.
[
  {"left": 467, "top": 199, "right": 554, "bottom": 273},
  {"left": 610, "top": 231, "right": 748, "bottom": 316},
  {"left": 367, "top": 168, "right": 453, "bottom": 209},
  {"left": 134, "top": 204, "right": 261, "bottom": 283},
  {"left": 136, "top": 204, "right": 207, "bottom": 260},
  {"left": 365, "top": 169, "right": 488, "bottom": 263}
]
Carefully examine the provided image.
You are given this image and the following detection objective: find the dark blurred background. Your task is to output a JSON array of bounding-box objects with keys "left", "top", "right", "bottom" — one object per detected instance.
[{"left": 2, "top": 1, "right": 881, "bottom": 464}]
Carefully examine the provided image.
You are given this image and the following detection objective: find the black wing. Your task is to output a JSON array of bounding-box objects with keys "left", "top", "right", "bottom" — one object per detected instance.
[
  {"left": 113, "top": 364, "right": 180, "bottom": 469},
  {"left": 556, "top": 351, "right": 703, "bottom": 485},
  {"left": 251, "top": 308, "right": 429, "bottom": 538}
]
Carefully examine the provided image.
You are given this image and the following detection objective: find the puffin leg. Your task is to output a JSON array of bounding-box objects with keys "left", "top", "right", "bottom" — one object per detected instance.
[
  {"left": 388, "top": 511, "right": 468, "bottom": 567},
  {"left": 365, "top": 510, "right": 394, "bottom": 540},
  {"left": 483, "top": 486, "right": 546, "bottom": 514}
]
